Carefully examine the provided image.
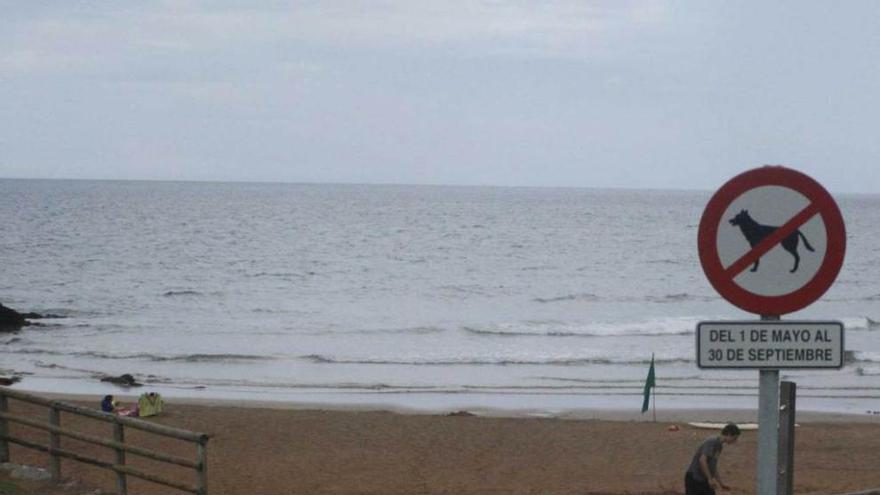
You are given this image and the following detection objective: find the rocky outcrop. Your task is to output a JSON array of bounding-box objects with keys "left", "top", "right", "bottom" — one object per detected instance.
[
  {"left": 100, "top": 373, "right": 143, "bottom": 387},
  {"left": 0, "top": 376, "right": 21, "bottom": 386},
  {"left": 0, "top": 304, "right": 52, "bottom": 332},
  {"left": 446, "top": 410, "right": 476, "bottom": 417},
  {"left": 0, "top": 303, "right": 28, "bottom": 332}
]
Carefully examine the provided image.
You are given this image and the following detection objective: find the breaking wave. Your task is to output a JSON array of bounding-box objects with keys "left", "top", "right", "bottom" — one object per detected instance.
[
  {"left": 162, "top": 290, "right": 203, "bottom": 297},
  {"left": 643, "top": 293, "right": 717, "bottom": 303},
  {"left": 532, "top": 292, "right": 717, "bottom": 304},
  {"left": 467, "top": 316, "right": 879, "bottom": 338},
  {"left": 0, "top": 348, "right": 273, "bottom": 362},
  {"left": 533, "top": 293, "right": 601, "bottom": 304},
  {"left": 301, "top": 354, "right": 691, "bottom": 366},
  {"left": 848, "top": 351, "right": 880, "bottom": 364},
  {"left": 300, "top": 326, "right": 446, "bottom": 336},
  {"left": 855, "top": 366, "right": 880, "bottom": 376},
  {"left": 646, "top": 258, "right": 685, "bottom": 265},
  {"left": 463, "top": 318, "right": 697, "bottom": 338},
  {"left": 838, "top": 317, "right": 880, "bottom": 331}
]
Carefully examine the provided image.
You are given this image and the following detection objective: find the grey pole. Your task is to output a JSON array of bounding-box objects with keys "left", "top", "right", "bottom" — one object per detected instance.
[
  {"left": 778, "top": 381, "right": 797, "bottom": 495},
  {"left": 757, "top": 314, "right": 780, "bottom": 495},
  {"left": 0, "top": 394, "right": 8, "bottom": 463}
]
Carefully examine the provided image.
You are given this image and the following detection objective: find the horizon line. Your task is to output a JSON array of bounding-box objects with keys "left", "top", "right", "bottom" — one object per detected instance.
[
  {"left": 0, "top": 175, "right": 714, "bottom": 194},
  {"left": 1, "top": 175, "right": 875, "bottom": 197}
]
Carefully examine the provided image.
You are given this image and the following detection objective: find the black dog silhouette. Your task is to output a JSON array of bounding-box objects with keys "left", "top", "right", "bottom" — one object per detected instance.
[{"left": 729, "top": 210, "right": 815, "bottom": 273}]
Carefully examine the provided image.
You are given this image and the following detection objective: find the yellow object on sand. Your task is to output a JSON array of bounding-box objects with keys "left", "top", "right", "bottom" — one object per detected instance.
[{"left": 138, "top": 392, "right": 165, "bottom": 417}]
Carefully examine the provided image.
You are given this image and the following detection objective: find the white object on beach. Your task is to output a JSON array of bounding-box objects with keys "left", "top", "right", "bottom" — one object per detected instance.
[
  {"left": 686, "top": 422, "right": 799, "bottom": 430},
  {"left": 687, "top": 422, "right": 759, "bottom": 430}
]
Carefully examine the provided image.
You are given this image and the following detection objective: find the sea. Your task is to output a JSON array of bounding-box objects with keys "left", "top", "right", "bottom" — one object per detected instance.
[{"left": 1, "top": 179, "right": 878, "bottom": 415}]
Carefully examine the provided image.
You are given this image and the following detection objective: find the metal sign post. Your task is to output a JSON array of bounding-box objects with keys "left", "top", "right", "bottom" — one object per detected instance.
[
  {"left": 757, "top": 315, "right": 780, "bottom": 495},
  {"left": 778, "top": 381, "right": 797, "bottom": 495}
]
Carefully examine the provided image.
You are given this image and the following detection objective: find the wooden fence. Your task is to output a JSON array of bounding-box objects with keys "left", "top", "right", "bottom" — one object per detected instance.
[{"left": 0, "top": 387, "right": 209, "bottom": 495}]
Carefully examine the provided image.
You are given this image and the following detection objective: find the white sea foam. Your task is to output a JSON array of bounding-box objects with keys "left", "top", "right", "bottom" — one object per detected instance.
[{"left": 463, "top": 317, "right": 700, "bottom": 337}]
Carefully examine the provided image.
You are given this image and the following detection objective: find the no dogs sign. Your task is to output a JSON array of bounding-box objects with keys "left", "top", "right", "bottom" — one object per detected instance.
[{"left": 698, "top": 166, "right": 846, "bottom": 315}]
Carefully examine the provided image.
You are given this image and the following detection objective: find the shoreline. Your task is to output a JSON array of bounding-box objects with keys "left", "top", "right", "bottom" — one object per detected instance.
[{"left": 13, "top": 387, "right": 880, "bottom": 424}]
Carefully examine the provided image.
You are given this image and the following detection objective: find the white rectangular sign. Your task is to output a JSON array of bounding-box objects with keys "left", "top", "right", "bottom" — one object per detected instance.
[{"left": 696, "top": 321, "right": 844, "bottom": 369}]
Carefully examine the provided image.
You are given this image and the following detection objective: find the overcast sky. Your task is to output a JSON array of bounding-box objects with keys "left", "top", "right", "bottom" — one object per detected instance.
[{"left": 2, "top": 1, "right": 879, "bottom": 193}]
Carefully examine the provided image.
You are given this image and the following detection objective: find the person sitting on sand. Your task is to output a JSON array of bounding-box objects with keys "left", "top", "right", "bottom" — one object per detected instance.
[
  {"left": 101, "top": 395, "right": 114, "bottom": 413},
  {"left": 684, "top": 423, "right": 740, "bottom": 494},
  {"left": 100, "top": 394, "right": 138, "bottom": 417}
]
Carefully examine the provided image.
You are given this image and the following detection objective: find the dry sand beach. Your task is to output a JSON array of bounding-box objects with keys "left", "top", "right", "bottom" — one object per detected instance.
[{"left": 2, "top": 394, "right": 879, "bottom": 495}]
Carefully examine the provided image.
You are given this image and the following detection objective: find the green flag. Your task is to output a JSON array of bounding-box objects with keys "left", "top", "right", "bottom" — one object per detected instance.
[{"left": 641, "top": 353, "right": 655, "bottom": 413}]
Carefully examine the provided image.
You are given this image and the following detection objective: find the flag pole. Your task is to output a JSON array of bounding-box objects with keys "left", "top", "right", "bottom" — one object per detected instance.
[
  {"left": 641, "top": 353, "right": 656, "bottom": 419},
  {"left": 652, "top": 382, "right": 656, "bottom": 422},
  {"left": 652, "top": 353, "right": 656, "bottom": 422}
]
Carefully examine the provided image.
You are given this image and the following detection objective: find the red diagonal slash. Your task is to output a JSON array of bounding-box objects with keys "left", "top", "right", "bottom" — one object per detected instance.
[{"left": 723, "top": 202, "right": 821, "bottom": 279}]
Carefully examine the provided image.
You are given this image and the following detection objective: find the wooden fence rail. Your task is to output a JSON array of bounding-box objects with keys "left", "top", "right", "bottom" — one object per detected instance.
[{"left": 0, "top": 387, "right": 209, "bottom": 495}]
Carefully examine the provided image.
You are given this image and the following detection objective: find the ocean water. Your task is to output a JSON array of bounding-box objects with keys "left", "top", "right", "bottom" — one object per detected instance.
[{"left": 1, "top": 179, "right": 878, "bottom": 414}]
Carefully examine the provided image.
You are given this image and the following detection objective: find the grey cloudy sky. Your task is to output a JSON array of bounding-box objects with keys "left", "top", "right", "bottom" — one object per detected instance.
[{"left": 2, "top": 1, "right": 879, "bottom": 193}]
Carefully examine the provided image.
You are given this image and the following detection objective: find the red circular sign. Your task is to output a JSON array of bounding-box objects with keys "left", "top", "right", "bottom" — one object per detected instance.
[{"left": 698, "top": 166, "right": 846, "bottom": 315}]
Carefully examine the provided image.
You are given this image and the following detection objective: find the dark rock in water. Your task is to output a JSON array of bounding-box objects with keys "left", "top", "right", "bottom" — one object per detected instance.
[
  {"left": 100, "top": 373, "right": 143, "bottom": 387},
  {"left": 0, "top": 303, "right": 29, "bottom": 332},
  {"left": 446, "top": 410, "right": 476, "bottom": 417},
  {"left": 0, "top": 376, "right": 21, "bottom": 386}
]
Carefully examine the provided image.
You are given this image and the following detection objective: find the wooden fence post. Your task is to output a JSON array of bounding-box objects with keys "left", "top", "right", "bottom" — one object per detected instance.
[
  {"left": 0, "top": 394, "right": 8, "bottom": 463},
  {"left": 197, "top": 439, "right": 208, "bottom": 495},
  {"left": 114, "top": 422, "right": 128, "bottom": 495},
  {"left": 48, "top": 406, "right": 61, "bottom": 481}
]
